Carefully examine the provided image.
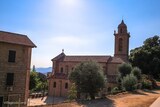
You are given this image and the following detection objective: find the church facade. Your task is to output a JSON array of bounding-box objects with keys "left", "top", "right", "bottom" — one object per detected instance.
[{"left": 48, "top": 20, "right": 130, "bottom": 97}]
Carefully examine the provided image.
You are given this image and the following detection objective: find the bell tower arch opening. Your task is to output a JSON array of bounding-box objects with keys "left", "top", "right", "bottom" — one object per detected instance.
[{"left": 118, "top": 38, "right": 123, "bottom": 52}]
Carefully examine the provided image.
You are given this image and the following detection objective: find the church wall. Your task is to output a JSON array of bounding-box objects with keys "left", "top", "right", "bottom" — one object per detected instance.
[
  {"left": 107, "top": 63, "right": 120, "bottom": 75},
  {"left": 57, "top": 61, "right": 107, "bottom": 75},
  {"left": 49, "top": 61, "right": 108, "bottom": 97},
  {"left": 48, "top": 78, "right": 70, "bottom": 97}
]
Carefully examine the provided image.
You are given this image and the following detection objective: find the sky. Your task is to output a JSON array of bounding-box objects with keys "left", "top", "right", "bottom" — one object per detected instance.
[{"left": 1, "top": 0, "right": 160, "bottom": 67}]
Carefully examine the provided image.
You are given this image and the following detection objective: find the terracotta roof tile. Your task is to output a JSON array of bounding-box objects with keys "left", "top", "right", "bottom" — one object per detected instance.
[
  {"left": 52, "top": 53, "right": 125, "bottom": 64},
  {"left": 52, "top": 52, "right": 65, "bottom": 61},
  {"left": 0, "top": 31, "right": 36, "bottom": 47},
  {"left": 64, "top": 55, "right": 111, "bottom": 62}
]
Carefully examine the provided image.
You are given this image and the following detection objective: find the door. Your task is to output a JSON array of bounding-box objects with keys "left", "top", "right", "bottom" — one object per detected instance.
[{"left": 0, "top": 96, "right": 3, "bottom": 107}]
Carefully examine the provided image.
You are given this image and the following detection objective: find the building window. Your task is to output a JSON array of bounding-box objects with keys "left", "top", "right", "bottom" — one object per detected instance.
[
  {"left": 119, "top": 38, "right": 123, "bottom": 51},
  {"left": 6, "top": 73, "right": 14, "bottom": 86},
  {"left": 65, "top": 83, "right": 68, "bottom": 89},
  {"left": 8, "top": 50, "right": 16, "bottom": 62},
  {"left": 53, "top": 82, "right": 56, "bottom": 88},
  {"left": 0, "top": 97, "right": 3, "bottom": 107},
  {"left": 60, "top": 67, "right": 63, "bottom": 73}
]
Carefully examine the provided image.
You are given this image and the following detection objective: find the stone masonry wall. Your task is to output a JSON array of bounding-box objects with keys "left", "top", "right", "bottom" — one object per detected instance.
[{"left": 0, "top": 42, "right": 31, "bottom": 106}]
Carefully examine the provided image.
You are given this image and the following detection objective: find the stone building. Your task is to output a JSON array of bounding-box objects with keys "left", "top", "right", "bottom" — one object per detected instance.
[
  {"left": 48, "top": 20, "right": 130, "bottom": 97},
  {"left": 0, "top": 31, "right": 36, "bottom": 107}
]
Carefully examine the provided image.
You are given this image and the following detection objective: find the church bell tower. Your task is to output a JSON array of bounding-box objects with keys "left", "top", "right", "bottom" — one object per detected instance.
[{"left": 114, "top": 20, "right": 130, "bottom": 62}]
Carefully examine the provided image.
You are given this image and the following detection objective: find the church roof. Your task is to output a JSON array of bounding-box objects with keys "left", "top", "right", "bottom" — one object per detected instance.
[
  {"left": 64, "top": 55, "right": 111, "bottom": 62},
  {"left": 52, "top": 52, "right": 111, "bottom": 63},
  {"left": 109, "top": 57, "right": 124, "bottom": 64},
  {"left": 118, "top": 20, "right": 127, "bottom": 28},
  {"left": 0, "top": 31, "right": 36, "bottom": 47},
  {"left": 52, "top": 52, "right": 65, "bottom": 61},
  {"left": 52, "top": 51, "right": 125, "bottom": 63}
]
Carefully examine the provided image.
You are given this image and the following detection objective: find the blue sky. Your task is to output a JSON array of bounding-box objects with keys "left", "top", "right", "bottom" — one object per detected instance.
[{"left": 1, "top": 0, "right": 160, "bottom": 67}]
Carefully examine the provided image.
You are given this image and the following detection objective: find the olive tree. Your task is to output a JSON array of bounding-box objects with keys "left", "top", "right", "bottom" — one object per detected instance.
[{"left": 69, "top": 61, "right": 106, "bottom": 99}]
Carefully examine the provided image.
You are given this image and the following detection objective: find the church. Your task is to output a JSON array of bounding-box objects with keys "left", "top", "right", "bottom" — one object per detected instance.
[{"left": 48, "top": 20, "right": 130, "bottom": 97}]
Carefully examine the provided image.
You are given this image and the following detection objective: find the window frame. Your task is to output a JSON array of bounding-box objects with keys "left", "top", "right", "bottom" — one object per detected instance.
[
  {"left": 6, "top": 73, "right": 14, "bottom": 86},
  {"left": 65, "top": 82, "right": 68, "bottom": 89},
  {"left": 60, "top": 67, "right": 63, "bottom": 73},
  {"left": 8, "top": 50, "right": 16, "bottom": 63},
  {"left": 53, "top": 82, "right": 56, "bottom": 88}
]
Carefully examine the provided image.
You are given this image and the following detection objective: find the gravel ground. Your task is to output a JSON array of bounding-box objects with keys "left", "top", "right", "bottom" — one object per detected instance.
[{"left": 28, "top": 90, "right": 160, "bottom": 107}]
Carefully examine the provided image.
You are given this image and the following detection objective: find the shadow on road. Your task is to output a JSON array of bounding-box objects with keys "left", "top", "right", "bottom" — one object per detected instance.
[
  {"left": 77, "top": 98, "right": 116, "bottom": 107},
  {"left": 44, "top": 96, "right": 67, "bottom": 105}
]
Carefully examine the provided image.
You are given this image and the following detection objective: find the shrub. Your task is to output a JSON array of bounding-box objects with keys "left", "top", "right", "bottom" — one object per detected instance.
[
  {"left": 68, "top": 83, "right": 77, "bottom": 101},
  {"left": 141, "top": 79, "right": 152, "bottom": 89},
  {"left": 116, "top": 73, "right": 124, "bottom": 90},
  {"left": 111, "top": 87, "right": 119, "bottom": 94},
  {"left": 121, "top": 74, "right": 138, "bottom": 91},
  {"left": 118, "top": 63, "right": 132, "bottom": 77},
  {"left": 131, "top": 67, "right": 142, "bottom": 81},
  {"left": 141, "top": 74, "right": 152, "bottom": 89},
  {"left": 137, "top": 83, "right": 142, "bottom": 89}
]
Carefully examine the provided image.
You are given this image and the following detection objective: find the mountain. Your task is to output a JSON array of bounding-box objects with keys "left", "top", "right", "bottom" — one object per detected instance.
[{"left": 36, "top": 67, "right": 52, "bottom": 74}]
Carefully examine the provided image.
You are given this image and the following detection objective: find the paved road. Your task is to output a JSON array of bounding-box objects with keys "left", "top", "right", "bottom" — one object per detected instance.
[
  {"left": 28, "top": 96, "right": 67, "bottom": 106},
  {"left": 150, "top": 97, "right": 160, "bottom": 107}
]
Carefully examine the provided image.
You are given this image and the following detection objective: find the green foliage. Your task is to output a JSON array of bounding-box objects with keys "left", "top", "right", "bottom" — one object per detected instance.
[
  {"left": 111, "top": 87, "right": 119, "bottom": 94},
  {"left": 141, "top": 75, "right": 153, "bottom": 89},
  {"left": 116, "top": 72, "right": 123, "bottom": 90},
  {"left": 131, "top": 67, "right": 142, "bottom": 81},
  {"left": 29, "top": 71, "right": 39, "bottom": 91},
  {"left": 129, "top": 35, "right": 160, "bottom": 79},
  {"left": 29, "top": 71, "right": 48, "bottom": 93},
  {"left": 118, "top": 63, "right": 132, "bottom": 77},
  {"left": 141, "top": 79, "right": 152, "bottom": 89},
  {"left": 68, "top": 83, "right": 77, "bottom": 101},
  {"left": 69, "top": 61, "right": 106, "bottom": 99},
  {"left": 121, "top": 74, "right": 138, "bottom": 91}
]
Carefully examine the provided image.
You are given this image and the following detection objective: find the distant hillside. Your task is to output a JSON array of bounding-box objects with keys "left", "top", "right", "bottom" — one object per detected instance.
[{"left": 36, "top": 67, "right": 52, "bottom": 74}]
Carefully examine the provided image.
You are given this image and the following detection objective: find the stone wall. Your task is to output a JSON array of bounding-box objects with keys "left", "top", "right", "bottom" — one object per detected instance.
[
  {"left": 0, "top": 42, "right": 31, "bottom": 106},
  {"left": 48, "top": 79, "right": 70, "bottom": 97}
]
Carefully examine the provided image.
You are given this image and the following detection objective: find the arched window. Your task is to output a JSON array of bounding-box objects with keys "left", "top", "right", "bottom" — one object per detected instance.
[
  {"left": 65, "top": 83, "right": 68, "bottom": 89},
  {"left": 53, "top": 82, "right": 56, "bottom": 88},
  {"left": 119, "top": 38, "right": 123, "bottom": 51}
]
